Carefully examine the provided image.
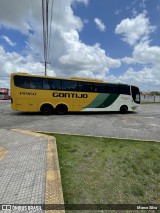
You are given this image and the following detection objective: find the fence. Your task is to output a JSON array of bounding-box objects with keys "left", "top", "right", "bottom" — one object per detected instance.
[{"left": 141, "top": 94, "right": 160, "bottom": 103}]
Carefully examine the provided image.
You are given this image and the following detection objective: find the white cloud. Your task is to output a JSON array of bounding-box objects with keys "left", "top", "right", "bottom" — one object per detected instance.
[
  {"left": 139, "top": 0, "right": 146, "bottom": 9},
  {"left": 0, "top": 1, "right": 159, "bottom": 91},
  {"left": 94, "top": 18, "right": 106, "bottom": 32},
  {"left": 0, "top": 0, "right": 31, "bottom": 34},
  {"left": 115, "top": 12, "right": 156, "bottom": 46},
  {"left": 114, "top": 9, "right": 121, "bottom": 15},
  {"left": 107, "top": 67, "right": 160, "bottom": 91},
  {"left": 72, "top": 0, "right": 90, "bottom": 6},
  {"left": 133, "top": 42, "right": 160, "bottom": 65},
  {"left": 157, "top": 5, "right": 160, "bottom": 12},
  {"left": 0, "top": 45, "right": 55, "bottom": 88},
  {"left": 2, "top": 36, "right": 16, "bottom": 47},
  {"left": 120, "top": 41, "right": 160, "bottom": 91},
  {"left": 83, "top": 19, "right": 89, "bottom": 24},
  {"left": 131, "top": 8, "right": 138, "bottom": 17},
  {"left": 114, "top": 10, "right": 160, "bottom": 91},
  {"left": 121, "top": 57, "right": 136, "bottom": 64},
  {"left": 59, "top": 30, "right": 121, "bottom": 77},
  {"left": 0, "top": 0, "right": 121, "bottom": 87},
  {"left": 117, "top": 11, "right": 160, "bottom": 90}
]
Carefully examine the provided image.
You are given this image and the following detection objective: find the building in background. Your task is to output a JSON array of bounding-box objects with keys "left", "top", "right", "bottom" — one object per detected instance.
[{"left": 141, "top": 91, "right": 160, "bottom": 103}]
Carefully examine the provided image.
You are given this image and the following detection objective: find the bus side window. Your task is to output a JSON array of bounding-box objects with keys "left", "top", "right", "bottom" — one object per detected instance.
[
  {"left": 118, "top": 85, "right": 130, "bottom": 95},
  {"left": 107, "top": 84, "right": 118, "bottom": 94},
  {"left": 50, "top": 79, "right": 62, "bottom": 90},
  {"left": 43, "top": 78, "right": 51, "bottom": 90},
  {"left": 93, "top": 83, "right": 107, "bottom": 93},
  {"left": 30, "top": 77, "right": 43, "bottom": 89},
  {"left": 62, "top": 80, "right": 78, "bottom": 91},
  {"left": 78, "top": 82, "right": 92, "bottom": 92},
  {"left": 14, "top": 76, "right": 30, "bottom": 88}
]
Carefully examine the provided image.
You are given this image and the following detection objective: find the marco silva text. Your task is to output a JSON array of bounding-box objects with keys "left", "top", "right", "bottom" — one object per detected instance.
[{"left": 137, "top": 205, "right": 158, "bottom": 210}]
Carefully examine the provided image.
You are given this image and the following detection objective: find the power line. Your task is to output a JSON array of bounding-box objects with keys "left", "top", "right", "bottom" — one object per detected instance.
[
  {"left": 45, "top": 0, "right": 49, "bottom": 64},
  {"left": 50, "top": 0, "right": 62, "bottom": 64},
  {"left": 30, "top": 0, "right": 43, "bottom": 58},
  {"left": 48, "top": 0, "right": 54, "bottom": 63},
  {"left": 30, "top": 0, "right": 38, "bottom": 37},
  {"left": 28, "top": 0, "right": 55, "bottom": 76}
]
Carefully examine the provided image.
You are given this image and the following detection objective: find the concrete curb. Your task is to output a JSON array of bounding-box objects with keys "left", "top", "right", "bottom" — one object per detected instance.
[
  {"left": 38, "top": 131, "right": 160, "bottom": 143},
  {"left": 0, "top": 145, "right": 8, "bottom": 161},
  {"left": 11, "top": 129, "right": 65, "bottom": 213}
]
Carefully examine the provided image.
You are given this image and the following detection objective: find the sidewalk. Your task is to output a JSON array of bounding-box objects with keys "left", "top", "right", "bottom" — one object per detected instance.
[{"left": 0, "top": 129, "right": 64, "bottom": 213}]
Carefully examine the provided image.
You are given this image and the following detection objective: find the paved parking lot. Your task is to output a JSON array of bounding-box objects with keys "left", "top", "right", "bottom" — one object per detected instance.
[
  {"left": 0, "top": 100, "right": 159, "bottom": 212},
  {"left": 0, "top": 100, "right": 160, "bottom": 141}
]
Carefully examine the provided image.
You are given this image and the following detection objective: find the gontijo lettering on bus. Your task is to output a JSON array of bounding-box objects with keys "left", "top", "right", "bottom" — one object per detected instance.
[{"left": 52, "top": 92, "right": 88, "bottom": 98}]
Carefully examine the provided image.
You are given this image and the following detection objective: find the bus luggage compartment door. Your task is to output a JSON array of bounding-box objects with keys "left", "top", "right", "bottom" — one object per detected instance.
[{"left": 16, "top": 98, "right": 28, "bottom": 112}]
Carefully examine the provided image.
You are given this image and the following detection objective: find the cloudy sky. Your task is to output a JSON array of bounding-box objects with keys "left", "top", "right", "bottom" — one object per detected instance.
[{"left": 0, "top": 0, "right": 160, "bottom": 91}]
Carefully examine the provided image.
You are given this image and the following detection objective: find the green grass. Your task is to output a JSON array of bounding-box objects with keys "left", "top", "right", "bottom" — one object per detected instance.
[
  {"left": 46, "top": 133, "right": 160, "bottom": 213},
  {"left": 141, "top": 102, "right": 160, "bottom": 104}
]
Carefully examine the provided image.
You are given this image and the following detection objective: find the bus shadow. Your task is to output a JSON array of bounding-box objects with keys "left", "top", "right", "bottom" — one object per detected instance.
[
  {"left": 11, "top": 112, "right": 42, "bottom": 116},
  {"left": 11, "top": 111, "right": 136, "bottom": 116},
  {"left": 68, "top": 111, "right": 136, "bottom": 116}
]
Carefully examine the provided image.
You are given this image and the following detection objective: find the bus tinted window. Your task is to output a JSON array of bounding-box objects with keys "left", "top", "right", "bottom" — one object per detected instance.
[
  {"left": 118, "top": 85, "right": 130, "bottom": 95},
  {"left": 43, "top": 78, "right": 51, "bottom": 90},
  {"left": 30, "top": 77, "right": 43, "bottom": 89},
  {"left": 14, "top": 76, "right": 30, "bottom": 88},
  {"left": 50, "top": 79, "right": 62, "bottom": 90},
  {"left": 131, "top": 86, "right": 140, "bottom": 104},
  {"left": 107, "top": 84, "right": 118, "bottom": 94},
  {"left": 63, "top": 80, "right": 78, "bottom": 91},
  {"left": 93, "top": 83, "right": 107, "bottom": 93},
  {"left": 78, "top": 82, "right": 92, "bottom": 92}
]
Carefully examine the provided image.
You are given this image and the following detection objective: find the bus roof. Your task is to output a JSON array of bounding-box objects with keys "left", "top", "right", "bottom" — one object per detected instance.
[
  {"left": 70, "top": 77, "right": 104, "bottom": 83},
  {"left": 11, "top": 72, "right": 105, "bottom": 83},
  {"left": 11, "top": 72, "right": 135, "bottom": 87}
]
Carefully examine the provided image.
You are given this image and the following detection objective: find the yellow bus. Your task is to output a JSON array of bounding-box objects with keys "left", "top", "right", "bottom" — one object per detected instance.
[{"left": 10, "top": 72, "right": 140, "bottom": 115}]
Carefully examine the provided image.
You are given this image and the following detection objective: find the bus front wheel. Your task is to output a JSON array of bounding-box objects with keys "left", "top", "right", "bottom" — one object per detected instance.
[
  {"left": 56, "top": 104, "right": 68, "bottom": 115},
  {"left": 120, "top": 105, "right": 128, "bottom": 114},
  {"left": 40, "top": 104, "right": 54, "bottom": 115}
]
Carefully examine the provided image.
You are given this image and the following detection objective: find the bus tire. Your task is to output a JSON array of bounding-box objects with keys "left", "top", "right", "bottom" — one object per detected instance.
[
  {"left": 40, "top": 104, "right": 54, "bottom": 115},
  {"left": 56, "top": 104, "right": 68, "bottom": 115},
  {"left": 120, "top": 105, "right": 128, "bottom": 114}
]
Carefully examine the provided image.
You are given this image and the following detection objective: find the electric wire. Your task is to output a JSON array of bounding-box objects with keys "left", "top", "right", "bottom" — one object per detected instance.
[
  {"left": 30, "top": 0, "right": 38, "bottom": 38},
  {"left": 42, "top": 0, "right": 61, "bottom": 75},
  {"left": 48, "top": 0, "right": 54, "bottom": 63},
  {"left": 42, "top": 0, "right": 45, "bottom": 62},
  {"left": 46, "top": 0, "right": 49, "bottom": 62},
  {"left": 30, "top": 0, "right": 42, "bottom": 56},
  {"left": 50, "top": 0, "right": 62, "bottom": 63},
  {"left": 42, "top": 0, "right": 47, "bottom": 74}
]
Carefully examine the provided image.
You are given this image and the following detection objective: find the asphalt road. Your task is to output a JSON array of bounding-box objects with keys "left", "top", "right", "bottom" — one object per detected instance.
[{"left": 0, "top": 100, "right": 160, "bottom": 141}]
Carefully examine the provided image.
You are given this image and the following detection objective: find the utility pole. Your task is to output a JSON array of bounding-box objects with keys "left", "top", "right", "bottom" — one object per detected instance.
[
  {"left": 44, "top": 61, "right": 47, "bottom": 76},
  {"left": 42, "top": 61, "right": 50, "bottom": 76},
  {"left": 42, "top": 0, "right": 50, "bottom": 76}
]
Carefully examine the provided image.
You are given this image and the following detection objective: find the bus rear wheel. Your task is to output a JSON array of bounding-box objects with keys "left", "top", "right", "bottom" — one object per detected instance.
[
  {"left": 120, "top": 105, "right": 128, "bottom": 114},
  {"left": 40, "top": 104, "right": 54, "bottom": 115},
  {"left": 56, "top": 104, "right": 68, "bottom": 115}
]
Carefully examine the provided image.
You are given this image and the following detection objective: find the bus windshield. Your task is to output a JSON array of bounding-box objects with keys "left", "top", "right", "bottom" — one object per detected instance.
[{"left": 131, "top": 86, "right": 140, "bottom": 104}]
